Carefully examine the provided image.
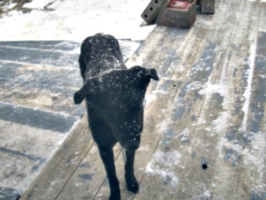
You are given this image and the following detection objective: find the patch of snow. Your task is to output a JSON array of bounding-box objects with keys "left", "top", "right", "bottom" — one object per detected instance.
[
  {"left": 211, "top": 112, "right": 231, "bottom": 133},
  {"left": 241, "top": 35, "right": 257, "bottom": 131},
  {"left": 25, "top": 0, "right": 53, "bottom": 9},
  {"left": 174, "top": 128, "right": 190, "bottom": 142},
  {"left": 180, "top": 128, "right": 190, "bottom": 142},
  {"left": 138, "top": 145, "right": 150, "bottom": 152},
  {"left": 197, "top": 71, "right": 232, "bottom": 132},
  {"left": 176, "top": 65, "right": 185, "bottom": 72},
  {"left": 146, "top": 150, "right": 180, "bottom": 188},
  {"left": 144, "top": 93, "right": 157, "bottom": 106},
  {"left": 146, "top": 150, "right": 181, "bottom": 169},
  {"left": 90, "top": 145, "right": 98, "bottom": 154},
  {"left": 155, "top": 89, "right": 169, "bottom": 95},
  {"left": 0, "top": 0, "right": 154, "bottom": 41},
  {"left": 217, "top": 131, "right": 265, "bottom": 183},
  {"left": 197, "top": 116, "right": 207, "bottom": 125},
  {"left": 186, "top": 81, "right": 203, "bottom": 91},
  {"left": 156, "top": 118, "right": 173, "bottom": 134},
  {"left": 75, "top": 182, "right": 84, "bottom": 187},
  {"left": 198, "top": 73, "right": 228, "bottom": 101}
]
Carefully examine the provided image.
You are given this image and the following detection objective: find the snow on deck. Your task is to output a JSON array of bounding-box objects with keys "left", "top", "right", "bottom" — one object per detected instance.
[
  {"left": 1, "top": 0, "right": 266, "bottom": 199},
  {"left": 19, "top": 0, "right": 266, "bottom": 199},
  {"left": 0, "top": 0, "right": 154, "bottom": 41}
]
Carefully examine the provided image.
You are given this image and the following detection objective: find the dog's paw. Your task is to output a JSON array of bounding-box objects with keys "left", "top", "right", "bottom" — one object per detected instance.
[
  {"left": 109, "top": 186, "right": 121, "bottom": 200},
  {"left": 126, "top": 177, "right": 139, "bottom": 193},
  {"left": 109, "top": 193, "right": 121, "bottom": 200}
]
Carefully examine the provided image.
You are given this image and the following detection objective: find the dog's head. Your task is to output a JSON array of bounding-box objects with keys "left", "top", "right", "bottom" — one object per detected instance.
[{"left": 74, "top": 66, "right": 159, "bottom": 150}]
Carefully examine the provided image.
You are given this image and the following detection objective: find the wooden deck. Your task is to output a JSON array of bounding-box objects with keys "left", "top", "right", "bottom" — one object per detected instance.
[{"left": 20, "top": 0, "right": 266, "bottom": 199}]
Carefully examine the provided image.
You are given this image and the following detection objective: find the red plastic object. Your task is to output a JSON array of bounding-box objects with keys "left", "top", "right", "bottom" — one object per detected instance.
[
  {"left": 168, "top": 0, "right": 189, "bottom": 9},
  {"left": 155, "top": 0, "right": 197, "bottom": 28}
]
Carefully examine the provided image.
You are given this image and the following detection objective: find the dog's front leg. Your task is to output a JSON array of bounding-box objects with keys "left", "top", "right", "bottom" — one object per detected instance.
[
  {"left": 98, "top": 146, "right": 120, "bottom": 200},
  {"left": 125, "top": 150, "right": 139, "bottom": 193}
]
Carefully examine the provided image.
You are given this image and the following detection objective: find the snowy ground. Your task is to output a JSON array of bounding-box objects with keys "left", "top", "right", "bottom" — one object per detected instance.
[{"left": 0, "top": 0, "right": 155, "bottom": 41}]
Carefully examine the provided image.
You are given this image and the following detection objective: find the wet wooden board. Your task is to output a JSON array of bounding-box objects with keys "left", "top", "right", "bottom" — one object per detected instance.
[
  {"left": 175, "top": 1, "right": 260, "bottom": 199},
  {"left": 19, "top": 116, "right": 92, "bottom": 200},
  {"left": 20, "top": 0, "right": 266, "bottom": 199}
]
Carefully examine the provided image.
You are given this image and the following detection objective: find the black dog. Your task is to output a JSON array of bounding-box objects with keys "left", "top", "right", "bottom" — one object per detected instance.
[{"left": 74, "top": 34, "right": 159, "bottom": 200}]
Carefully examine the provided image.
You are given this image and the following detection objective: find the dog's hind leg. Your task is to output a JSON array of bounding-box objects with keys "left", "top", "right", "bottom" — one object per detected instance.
[
  {"left": 98, "top": 146, "right": 121, "bottom": 200},
  {"left": 124, "top": 150, "right": 139, "bottom": 193}
]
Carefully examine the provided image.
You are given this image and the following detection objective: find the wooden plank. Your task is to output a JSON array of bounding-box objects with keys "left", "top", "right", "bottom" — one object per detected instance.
[
  {"left": 19, "top": 115, "right": 92, "bottom": 200},
  {"left": 248, "top": 29, "right": 266, "bottom": 199},
  {"left": 208, "top": 1, "right": 262, "bottom": 199},
  {"left": 56, "top": 143, "right": 122, "bottom": 200},
  {"left": 126, "top": 25, "right": 170, "bottom": 68},
  {"left": 132, "top": 18, "right": 214, "bottom": 198},
  {"left": 133, "top": 0, "right": 231, "bottom": 198},
  {"left": 173, "top": 1, "right": 262, "bottom": 199},
  {"left": 200, "top": 0, "right": 215, "bottom": 14},
  {"left": 118, "top": 29, "right": 193, "bottom": 198},
  {"left": 138, "top": 43, "right": 216, "bottom": 198},
  {"left": 135, "top": 0, "right": 264, "bottom": 199},
  {"left": 173, "top": 1, "right": 260, "bottom": 198},
  {"left": 258, "top": 2, "right": 266, "bottom": 32}
]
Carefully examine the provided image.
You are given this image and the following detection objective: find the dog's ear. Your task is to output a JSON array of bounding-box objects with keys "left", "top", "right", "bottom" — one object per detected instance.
[
  {"left": 74, "top": 90, "right": 85, "bottom": 104},
  {"left": 146, "top": 68, "right": 159, "bottom": 81},
  {"left": 130, "top": 66, "right": 159, "bottom": 81},
  {"left": 73, "top": 78, "right": 98, "bottom": 104}
]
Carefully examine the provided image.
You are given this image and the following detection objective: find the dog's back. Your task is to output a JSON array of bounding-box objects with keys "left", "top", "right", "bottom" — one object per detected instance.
[{"left": 79, "top": 34, "right": 126, "bottom": 80}]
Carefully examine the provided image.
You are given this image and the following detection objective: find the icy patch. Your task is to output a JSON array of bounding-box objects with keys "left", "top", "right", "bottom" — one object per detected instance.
[
  {"left": 156, "top": 118, "right": 173, "bottom": 134},
  {"left": 192, "top": 189, "right": 212, "bottom": 200},
  {"left": 202, "top": 111, "right": 231, "bottom": 140},
  {"left": 146, "top": 151, "right": 181, "bottom": 170},
  {"left": 180, "top": 128, "right": 190, "bottom": 142},
  {"left": 197, "top": 116, "right": 207, "bottom": 125},
  {"left": 217, "top": 131, "right": 265, "bottom": 182},
  {"left": 144, "top": 94, "right": 157, "bottom": 106},
  {"left": 258, "top": 74, "right": 266, "bottom": 79},
  {"left": 75, "top": 182, "right": 84, "bottom": 187},
  {"left": 199, "top": 76, "right": 227, "bottom": 100},
  {"left": 174, "top": 64, "right": 186, "bottom": 73},
  {"left": 175, "top": 128, "right": 190, "bottom": 142},
  {"left": 211, "top": 112, "right": 231, "bottom": 133},
  {"left": 241, "top": 35, "right": 257, "bottom": 131},
  {"left": 155, "top": 89, "right": 169, "bottom": 95},
  {"left": 186, "top": 81, "right": 203, "bottom": 91},
  {"left": 146, "top": 150, "right": 181, "bottom": 188},
  {"left": 138, "top": 145, "right": 150, "bottom": 152},
  {"left": 198, "top": 72, "right": 232, "bottom": 133},
  {"left": 90, "top": 145, "right": 98, "bottom": 154},
  {"left": 226, "top": 134, "right": 264, "bottom": 159}
]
